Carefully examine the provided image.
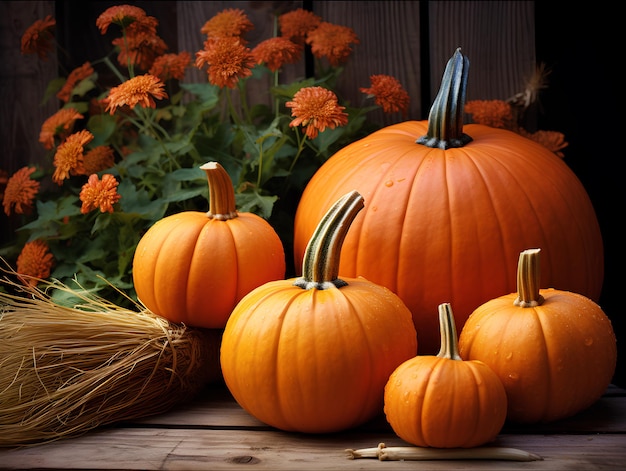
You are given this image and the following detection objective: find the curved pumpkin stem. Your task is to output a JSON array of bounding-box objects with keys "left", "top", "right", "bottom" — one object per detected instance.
[
  {"left": 416, "top": 48, "right": 473, "bottom": 150},
  {"left": 436, "top": 303, "right": 462, "bottom": 360},
  {"left": 514, "top": 248, "right": 545, "bottom": 307},
  {"left": 200, "top": 162, "right": 238, "bottom": 221},
  {"left": 294, "top": 190, "right": 364, "bottom": 290}
]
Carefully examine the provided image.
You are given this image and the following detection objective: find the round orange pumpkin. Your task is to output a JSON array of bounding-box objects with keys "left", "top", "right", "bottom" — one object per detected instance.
[
  {"left": 458, "top": 248, "right": 617, "bottom": 423},
  {"left": 132, "top": 162, "right": 285, "bottom": 328},
  {"left": 384, "top": 303, "right": 507, "bottom": 448},
  {"left": 220, "top": 191, "right": 418, "bottom": 433},
  {"left": 293, "top": 48, "right": 603, "bottom": 355}
]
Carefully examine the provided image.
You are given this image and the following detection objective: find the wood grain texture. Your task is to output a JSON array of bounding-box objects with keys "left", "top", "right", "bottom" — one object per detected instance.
[
  {"left": 1, "top": 385, "right": 624, "bottom": 470},
  {"left": 0, "top": 1, "right": 57, "bottom": 174},
  {"left": 427, "top": 1, "right": 536, "bottom": 103},
  {"left": 314, "top": 1, "right": 422, "bottom": 125}
]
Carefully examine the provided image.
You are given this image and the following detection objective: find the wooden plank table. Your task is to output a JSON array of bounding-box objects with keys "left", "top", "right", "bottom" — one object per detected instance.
[{"left": 1, "top": 383, "right": 625, "bottom": 470}]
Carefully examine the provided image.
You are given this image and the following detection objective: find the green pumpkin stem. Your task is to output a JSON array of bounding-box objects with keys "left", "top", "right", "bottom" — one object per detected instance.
[
  {"left": 200, "top": 162, "right": 238, "bottom": 221},
  {"left": 294, "top": 190, "right": 364, "bottom": 290},
  {"left": 436, "top": 303, "right": 462, "bottom": 360},
  {"left": 514, "top": 248, "right": 545, "bottom": 307},
  {"left": 417, "top": 48, "right": 473, "bottom": 150}
]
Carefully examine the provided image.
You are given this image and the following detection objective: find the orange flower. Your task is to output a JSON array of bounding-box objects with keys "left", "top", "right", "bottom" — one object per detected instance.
[
  {"left": 519, "top": 129, "right": 569, "bottom": 158},
  {"left": 149, "top": 51, "right": 192, "bottom": 81},
  {"left": 195, "top": 37, "right": 255, "bottom": 89},
  {"left": 105, "top": 74, "right": 168, "bottom": 115},
  {"left": 2, "top": 167, "right": 40, "bottom": 216},
  {"left": 200, "top": 8, "right": 254, "bottom": 40},
  {"left": 52, "top": 130, "right": 93, "bottom": 185},
  {"left": 252, "top": 37, "right": 302, "bottom": 72},
  {"left": 16, "top": 240, "right": 54, "bottom": 287},
  {"left": 464, "top": 100, "right": 514, "bottom": 129},
  {"left": 112, "top": 21, "right": 167, "bottom": 70},
  {"left": 279, "top": 8, "right": 322, "bottom": 45},
  {"left": 96, "top": 4, "right": 149, "bottom": 34},
  {"left": 306, "top": 22, "right": 359, "bottom": 66},
  {"left": 286, "top": 86, "right": 348, "bottom": 139},
  {"left": 39, "top": 107, "right": 84, "bottom": 150},
  {"left": 20, "top": 15, "right": 56, "bottom": 59},
  {"left": 82, "top": 146, "right": 116, "bottom": 175},
  {"left": 57, "top": 62, "right": 95, "bottom": 103},
  {"left": 360, "top": 74, "right": 410, "bottom": 117},
  {"left": 79, "top": 173, "right": 121, "bottom": 214}
]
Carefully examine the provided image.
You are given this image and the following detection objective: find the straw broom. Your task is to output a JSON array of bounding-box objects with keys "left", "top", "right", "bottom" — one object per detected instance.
[{"left": 0, "top": 267, "right": 222, "bottom": 448}]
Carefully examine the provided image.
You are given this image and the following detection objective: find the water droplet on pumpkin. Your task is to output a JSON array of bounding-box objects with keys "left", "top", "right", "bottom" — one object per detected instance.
[
  {"left": 584, "top": 337, "right": 594, "bottom": 346},
  {"left": 385, "top": 180, "right": 393, "bottom": 187},
  {"left": 505, "top": 352, "right": 512, "bottom": 360},
  {"left": 508, "top": 372, "right": 519, "bottom": 381}
]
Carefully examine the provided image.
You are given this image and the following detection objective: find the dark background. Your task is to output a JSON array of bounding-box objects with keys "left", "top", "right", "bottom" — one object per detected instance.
[{"left": 534, "top": 4, "right": 623, "bottom": 386}]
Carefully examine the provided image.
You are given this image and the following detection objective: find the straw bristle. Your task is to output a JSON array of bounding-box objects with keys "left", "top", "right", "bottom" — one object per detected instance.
[{"left": 0, "top": 267, "right": 221, "bottom": 447}]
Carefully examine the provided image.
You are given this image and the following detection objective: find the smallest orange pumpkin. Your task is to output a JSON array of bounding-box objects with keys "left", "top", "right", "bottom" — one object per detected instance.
[{"left": 384, "top": 303, "right": 507, "bottom": 448}]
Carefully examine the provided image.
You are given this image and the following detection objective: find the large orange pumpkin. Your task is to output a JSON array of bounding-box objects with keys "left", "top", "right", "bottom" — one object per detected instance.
[
  {"left": 220, "top": 191, "right": 417, "bottom": 433},
  {"left": 293, "top": 48, "right": 603, "bottom": 354},
  {"left": 132, "top": 162, "right": 285, "bottom": 328},
  {"left": 458, "top": 248, "right": 616, "bottom": 423}
]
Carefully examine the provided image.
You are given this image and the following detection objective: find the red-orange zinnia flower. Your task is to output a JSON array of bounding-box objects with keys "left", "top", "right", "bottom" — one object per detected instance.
[
  {"left": 16, "top": 240, "right": 54, "bottom": 287},
  {"left": 279, "top": 8, "right": 322, "bottom": 45},
  {"left": 360, "top": 74, "right": 410, "bottom": 117},
  {"left": 149, "top": 51, "right": 192, "bottom": 81},
  {"left": 39, "top": 107, "right": 85, "bottom": 150},
  {"left": 105, "top": 74, "right": 168, "bottom": 115},
  {"left": 200, "top": 8, "right": 254, "bottom": 40},
  {"left": 20, "top": 15, "right": 56, "bottom": 59},
  {"left": 81, "top": 146, "right": 116, "bottom": 175},
  {"left": 252, "top": 37, "right": 302, "bottom": 72},
  {"left": 79, "top": 173, "right": 121, "bottom": 214},
  {"left": 112, "top": 20, "right": 167, "bottom": 70},
  {"left": 96, "top": 4, "right": 149, "bottom": 34},
  {"left": 286, "top": 86, "right": 348, "bottom": 139},
  {"left": 464, "top": 100, "right": 514, "bottom": 129},
  {"left": 195, "top": 37, "right": 255, "bottom": 89},
  {"left": 519, "top": 129, "right": 569, "bottom": 158},
  {"left": 57, "top": 62, "right": 95, "bottom": 103},
  {"left": 306, "top": 22, "right": 359, "bottom": 66},
  {"left": 52, "top": 130, "right": 93, "bottom": 185},
  {"left": 2, "top": 167, "right": 40, "bottom": 216}
]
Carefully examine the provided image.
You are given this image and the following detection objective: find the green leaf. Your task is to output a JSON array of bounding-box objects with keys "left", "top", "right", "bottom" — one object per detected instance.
[
  {"left": 41, "top": 77, "right": 65, "bottom": 105},
  {"left": 117, "top": 179, "right": 168, "bottom": 220},
  {"left": 87, "top": 114, "right": 118, "bottom": 145},
  {"left": 235, "top": 191, "right": 277, "bottom": 219},
  {"left": 180, "top": 82, "right": 220, "bottom": 108}
]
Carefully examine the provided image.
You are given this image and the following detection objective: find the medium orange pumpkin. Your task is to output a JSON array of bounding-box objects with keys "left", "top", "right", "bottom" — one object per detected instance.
[
  {"left": 458, "top": 248, "right": 617, "bottom": 423},
  {"left": 293, "top": 48, "right": 603, "bottom": 355},
  {"left": 384, "top": 303, "right": 507, "bottom": 448},
  {"left": 132, "top": 162, "right": 285, "bottom": 328},
  {"left": 220, "top": 191, "right": 417, "bottom": 433}
]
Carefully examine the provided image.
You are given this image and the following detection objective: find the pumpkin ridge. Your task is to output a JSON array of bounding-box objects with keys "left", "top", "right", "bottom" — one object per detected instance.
[{"left": 152, "top": 215, "right": 204, "bottom": 319}]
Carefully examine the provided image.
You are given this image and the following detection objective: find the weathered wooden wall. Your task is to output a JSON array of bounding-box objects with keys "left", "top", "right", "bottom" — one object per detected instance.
[{"left": 0, "top": 1, "right": 624, "bottom": 386}]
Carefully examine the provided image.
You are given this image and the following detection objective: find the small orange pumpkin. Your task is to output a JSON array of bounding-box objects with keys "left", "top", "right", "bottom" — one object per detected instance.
[
  {"left": 220, "top": 191, "right": 418, "bottom": 433},
  {"left": 132, "top": 162, "right": 285, "bottom": 328},
  {"left": 458, "top": 248, "right": 617, "bottom": 423},
  {"left": 384, "top": 303, "right": 507, "bottom": 448}
]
